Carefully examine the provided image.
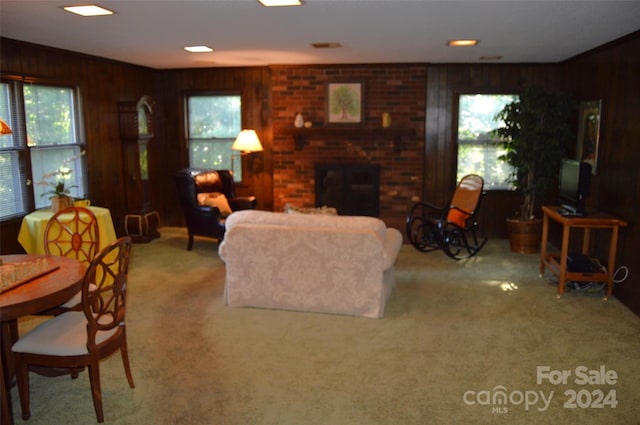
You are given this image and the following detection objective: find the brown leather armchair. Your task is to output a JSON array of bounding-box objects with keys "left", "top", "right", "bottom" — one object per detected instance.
[{"left": 174, "top": 169, "right": 257, "bottom": 250}]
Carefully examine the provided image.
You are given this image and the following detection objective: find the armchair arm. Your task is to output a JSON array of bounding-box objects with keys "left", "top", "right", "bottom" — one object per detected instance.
[
  {"left": 193, "top": 204, "right": 223, "bottom": 218},
  {"left": 229, "top": 196, "right": 257, "bottom": 211}
]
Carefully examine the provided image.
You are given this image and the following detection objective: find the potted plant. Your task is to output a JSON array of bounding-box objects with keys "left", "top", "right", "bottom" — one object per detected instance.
[
  {"left": 36, "top": 151, "right": 86, "bottom": 212},
  {"left": 41, "top": 167, "right": 77, "bottom": 212},
  {"left": 494, "top": 85, "right": 574, "bottom": 253},
  {"left": 39, "top": 167, "right": 81, "bottom": 213}
]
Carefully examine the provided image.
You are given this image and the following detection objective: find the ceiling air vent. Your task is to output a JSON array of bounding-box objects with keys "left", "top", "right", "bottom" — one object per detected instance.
[{"left": 311, "top": 43, "right": 342, "bottom": 49}]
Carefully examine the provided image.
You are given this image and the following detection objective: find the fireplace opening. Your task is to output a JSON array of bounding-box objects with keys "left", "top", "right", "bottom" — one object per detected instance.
[{"left": 315, "top": 164, "right": 380, "bottom": 216}]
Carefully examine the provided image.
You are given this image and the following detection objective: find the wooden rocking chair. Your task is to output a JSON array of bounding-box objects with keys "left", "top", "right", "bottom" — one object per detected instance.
[{"left": 406, "top": 174, "right": 488, "bottom": 260}]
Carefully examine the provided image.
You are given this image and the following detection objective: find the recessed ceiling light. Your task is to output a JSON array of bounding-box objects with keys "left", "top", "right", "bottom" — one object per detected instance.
[
  {"left": 447, "top": 39, "right": 479, "bottom": 47},
  {"left": 63, "top": 5, "right": 114, "bottom": 16},
  {"left": 258, "top": 0, "right": 302, "bottom": 6},
  {"left": 311, "top": 42, "right": 342, "bottom": 49},
  {"left": 184, "top": 46, "right": 214, "bottom": 53}
]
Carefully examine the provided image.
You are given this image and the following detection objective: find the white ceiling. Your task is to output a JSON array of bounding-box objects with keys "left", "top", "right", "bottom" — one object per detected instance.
[{"left": 2, "top": 0, "right": 640, "bottom": 69}]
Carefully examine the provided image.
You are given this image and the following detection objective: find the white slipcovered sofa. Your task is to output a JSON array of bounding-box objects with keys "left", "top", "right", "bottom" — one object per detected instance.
[{"left": 218, "top": 210, "right": 403, "bottom": 318}]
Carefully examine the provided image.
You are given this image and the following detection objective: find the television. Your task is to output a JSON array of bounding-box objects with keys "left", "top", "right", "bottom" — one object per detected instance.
[{"left": 558, "top": 159, "right": 592, "bottom": 216}]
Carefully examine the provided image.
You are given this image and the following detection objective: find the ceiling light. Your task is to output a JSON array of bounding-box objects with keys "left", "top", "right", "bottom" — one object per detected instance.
[
  {"left": 63, "top": 5, "right": 114, "bottom": 16},
  {"left": 184, "top": 46, "right": 214, "bottom": 53},
  {"left": 447, "top": 39, "right": 479, "bottom": 47},
  {"left": 258, "top": 0, "right": 302, "bottom": 6}
]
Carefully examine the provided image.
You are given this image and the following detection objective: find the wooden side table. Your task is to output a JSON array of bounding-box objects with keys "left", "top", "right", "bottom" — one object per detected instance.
[{"left": 540, "top": 206, "right": 628, "bottom": 299}]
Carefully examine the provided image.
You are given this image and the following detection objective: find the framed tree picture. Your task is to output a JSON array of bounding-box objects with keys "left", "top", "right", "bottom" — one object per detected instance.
[
  {"left": 576, "top": 100, "right": 602, "bottom": 175},
  {"left": 326, "top": 82, "right": 363, "bottom": 125}
]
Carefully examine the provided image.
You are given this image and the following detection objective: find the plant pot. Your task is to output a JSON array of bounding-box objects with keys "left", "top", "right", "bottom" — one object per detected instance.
[
  {"left": 51, "top": 195, "right": 73, "bottom": 213},
  {"left": 507, "top": 218, "right": 542, "bottom": 254}
]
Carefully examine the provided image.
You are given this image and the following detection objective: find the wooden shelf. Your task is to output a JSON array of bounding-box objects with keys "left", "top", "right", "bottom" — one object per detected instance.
[
  {"left": 281, "top": 126, "right": 415, "bottom": 151},
  {"left": 544, "top": 253, "right": 608, "bottom": 283}
]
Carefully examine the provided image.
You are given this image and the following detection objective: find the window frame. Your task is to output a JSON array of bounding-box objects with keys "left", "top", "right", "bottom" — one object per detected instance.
[
  {"left": 455, "top": 92, "right": 518, "bottom": 190},
  {"left": 0, "top": 77, "right": 87, "bottom": 221},
  {"left": 184, "top": 91, "right": 244, "bottom": 181}
]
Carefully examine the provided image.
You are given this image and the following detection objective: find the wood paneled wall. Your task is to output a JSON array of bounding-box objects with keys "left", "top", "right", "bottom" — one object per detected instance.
[
  {"left": 153, "top": 67, "right": 274, "bottom": 225},
  {"left": 1, "top": 38, "right": 154, "bottom": 248},
  {"left": 561, "top": 32, "right": 640, "bottom": 313},
  {"left": 424, "top": 64, "right": 562, "bottom": 238},
  {"left": 2, "top": 32, "right": 639, "bottom": 315}
]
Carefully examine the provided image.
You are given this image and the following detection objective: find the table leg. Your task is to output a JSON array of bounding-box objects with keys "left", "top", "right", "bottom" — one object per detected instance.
[
  {"left": 1, "top": 320, "right": 17, "bottom": 425},
  {"left": 582, "top": 228, "right": 591, "bottom": 255},
  {"left": 606, "top": 227, "right": 620, "bottom": 299},
  {"left": 540, "top": 212, "right": 549, "bottom": 276},
  {"left": 1, "top": 360, "right": 12, "bottom": 425},
  {"left": 558, "top": 223, "right": 571, "bottom": 297}
]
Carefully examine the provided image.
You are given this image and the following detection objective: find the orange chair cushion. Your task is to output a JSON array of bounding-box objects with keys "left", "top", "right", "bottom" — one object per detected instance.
[
  {"left": 198, "top": 192, "right": 232, "bottom": 217},
  {"left": 447, "top": 208, "right": 470, "bottom": 227}
]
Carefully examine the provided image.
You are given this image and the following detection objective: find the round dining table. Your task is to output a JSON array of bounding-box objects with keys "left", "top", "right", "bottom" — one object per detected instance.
[{"left": 0, "top": 254, "right": 86, "bottom": 425}]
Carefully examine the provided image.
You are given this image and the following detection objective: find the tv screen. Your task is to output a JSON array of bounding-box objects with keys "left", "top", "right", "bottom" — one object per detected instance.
[{"left": 559, "top": 159, "right": 591, "bottom": 215}]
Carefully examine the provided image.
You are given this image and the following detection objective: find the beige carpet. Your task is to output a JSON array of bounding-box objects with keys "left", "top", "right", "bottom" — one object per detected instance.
[{"left": 9, "top": 227, "right": 640, "bottom": 425}]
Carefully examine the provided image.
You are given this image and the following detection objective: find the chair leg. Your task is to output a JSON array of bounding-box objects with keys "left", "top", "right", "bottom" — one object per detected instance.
[
  {"left": 120, "top": 333, "right": 135, "bottom": 389},
  {"left": 88, "top": 362, "right": 104, "bottom": 423},
  {"left": 70, "top": 367, "right": 83, "bottom": 379},
  {"left": 13, "top": 354, "right": 31, "bottom": 420},
  {"left": 187, "top": 233, "right": 194, "bottom": 251}
]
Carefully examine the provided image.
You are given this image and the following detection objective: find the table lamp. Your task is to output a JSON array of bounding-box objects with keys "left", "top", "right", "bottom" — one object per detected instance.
[{"left": 231, "top": 129, "right": 263, "bottom": 175}]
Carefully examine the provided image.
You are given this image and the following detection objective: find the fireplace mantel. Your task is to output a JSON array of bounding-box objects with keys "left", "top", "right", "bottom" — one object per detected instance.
[{"left": 282, "top": 126, "right": 414, "bottom": 151}]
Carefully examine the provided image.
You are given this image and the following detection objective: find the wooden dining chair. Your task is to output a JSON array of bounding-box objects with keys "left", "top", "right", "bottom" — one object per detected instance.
[
  {"left": 12, "top": 236, "right": 135, "bottom": 423},
  {"left": 41, "top": 206, "right": 99, "bottom": 315}
]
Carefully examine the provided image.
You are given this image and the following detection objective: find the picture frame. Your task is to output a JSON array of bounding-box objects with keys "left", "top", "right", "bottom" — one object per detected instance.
[
  {"left": 576, "top": 100, "right": 602, "bottom": 175},
  {"left": 326, "top": 82, "right": 363, "bottom": 125}
]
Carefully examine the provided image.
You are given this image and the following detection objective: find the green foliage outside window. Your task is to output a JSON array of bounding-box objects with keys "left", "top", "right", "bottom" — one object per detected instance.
[
  {"left": 24, "top": 86, "right": 75, "bottom": 146},
  {"left": 457, "top": 94, "right": 518, "bottom": 189},
  {"left": 187, "top": 95, "right": 242, "bottom": 179}
]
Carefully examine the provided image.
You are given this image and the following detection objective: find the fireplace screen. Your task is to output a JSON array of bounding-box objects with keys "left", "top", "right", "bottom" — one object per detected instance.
[{"left": 315, "top": 164, "right": 380, "bottom": 216}]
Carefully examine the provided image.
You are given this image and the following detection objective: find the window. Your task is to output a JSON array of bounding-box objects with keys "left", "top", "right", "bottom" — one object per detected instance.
[
  {"left": 457, "top": 94, "right": 518, "bottom": 189},
  {"left": 0, "top": 80, "right": 86, "bottom": 220},
  {"left": 0, "top": 82, "right": 27, "bottom": 219},
  {"left": 186, "top": 94, "right": 242, "bottom": 180}
]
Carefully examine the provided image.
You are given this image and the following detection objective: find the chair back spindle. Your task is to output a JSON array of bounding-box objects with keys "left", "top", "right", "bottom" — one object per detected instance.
[{"left": 44, "top": 207, "right": 99, "bottom": 265}]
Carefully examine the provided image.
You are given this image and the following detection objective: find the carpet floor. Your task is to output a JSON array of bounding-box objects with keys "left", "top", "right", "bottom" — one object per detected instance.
[{"left": 9, "top": 226, "right": 640, "bottom": 425}]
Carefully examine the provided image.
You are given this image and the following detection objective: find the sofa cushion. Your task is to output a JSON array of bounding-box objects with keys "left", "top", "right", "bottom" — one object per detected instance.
[
  {"left": 284, "top": 203, "right": 338, "bottom": 215},
  {"left": 226, "top": 210, "right": 387, "bottom": 240}
]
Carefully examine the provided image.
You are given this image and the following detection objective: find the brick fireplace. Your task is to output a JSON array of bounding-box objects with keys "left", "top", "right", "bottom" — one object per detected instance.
[{"left": 270, "top": 64, "right": 426, "bottom": 231}]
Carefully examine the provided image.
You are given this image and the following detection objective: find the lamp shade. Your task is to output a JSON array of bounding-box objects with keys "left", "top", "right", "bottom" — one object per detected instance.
[
  {"left": 232, "top": 129, "right": 263, "bottom": 152},
  {"left": 0, "top": 119, "right": 12, "bottom": 135}
]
